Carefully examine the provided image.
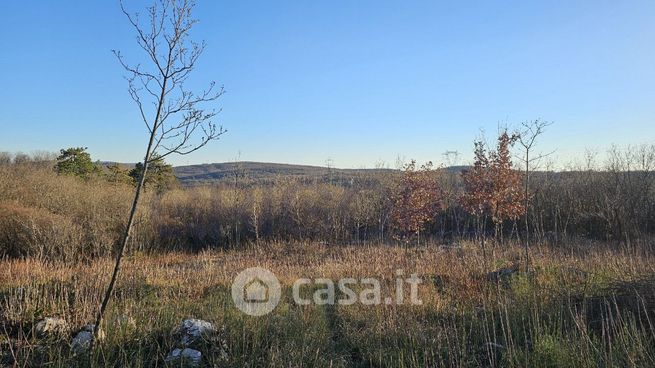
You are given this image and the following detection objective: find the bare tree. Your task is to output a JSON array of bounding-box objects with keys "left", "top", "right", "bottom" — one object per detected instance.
[
  {"left": 250, "top": 187, "right": 264, "bottom": 243},
  {"left": 231, "top": 154, "right": 247, "bottom": 246},
  {"left": 0, "top": 152, "right": 12, "bottom": 166},
  {"left": 94, "top": 0, "right": 225, "bottom": 340},
  {"left": 516, "top": 120, "right": 552, "bottom": 271}
]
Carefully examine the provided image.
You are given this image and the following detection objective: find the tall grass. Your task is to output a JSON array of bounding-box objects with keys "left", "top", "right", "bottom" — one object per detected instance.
[
  {"left": 2, "top": 151, "right": 655, "bottom": 261},
  {"left": 0, "top": 162, "right": 145, "bottom": 261},
  {"left": 0, "top": 155, "right": 654, "bottom": 366},
  {"left": 1, "top": 242, "right": 654, "bottom": 367}
]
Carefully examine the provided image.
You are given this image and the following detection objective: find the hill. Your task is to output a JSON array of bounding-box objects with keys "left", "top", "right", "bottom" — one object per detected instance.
[
  {"left": 172, "top": 161, "right": 397, "bottom": 186},
  {"left": 172, "top": 161, "right": 470, "bottom": 186}
]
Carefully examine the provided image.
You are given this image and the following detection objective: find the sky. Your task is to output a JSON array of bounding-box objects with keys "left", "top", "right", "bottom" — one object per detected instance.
[{"left": 0, "top": 1, "right": 654, "bottom": 168}]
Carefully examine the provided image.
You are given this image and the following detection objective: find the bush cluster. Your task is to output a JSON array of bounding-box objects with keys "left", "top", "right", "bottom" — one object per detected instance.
[{"left": 1, "top": 143, "right": 654, "bottom": 261}]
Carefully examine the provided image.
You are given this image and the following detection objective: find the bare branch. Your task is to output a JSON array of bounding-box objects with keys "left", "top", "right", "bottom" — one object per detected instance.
[
  {"left": 96, "top": 0, "right": 225, "bottom": 341},
  {"left": 115, "top": 0, "right": 224, "bottom": 160}
]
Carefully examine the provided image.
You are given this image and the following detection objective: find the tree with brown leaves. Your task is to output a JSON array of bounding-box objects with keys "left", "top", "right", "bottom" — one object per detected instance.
[
  {"left": 461, "top": 140, "right": 493, "bottom": 254},
  {"left": 461, "top": 131, "right": 525, "bottom": 259},
  {"left": 391, "top": 161, "right": 441, "bottom": 245},
  {"left": 489, "top": 131, "right": 525, "bottom": 243}
]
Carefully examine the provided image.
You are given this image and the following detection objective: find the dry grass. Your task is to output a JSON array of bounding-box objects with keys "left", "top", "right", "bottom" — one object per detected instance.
[
  {"left": 0, "top": 163, "right": 140, "bottom": 261},
  {"left": 1, "top": 241, "right": 654, "bottom": 367}
]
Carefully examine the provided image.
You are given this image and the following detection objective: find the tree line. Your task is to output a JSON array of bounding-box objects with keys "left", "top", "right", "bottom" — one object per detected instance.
[{"left": 1, "top": 137, "right": 654, "bottom": 261}]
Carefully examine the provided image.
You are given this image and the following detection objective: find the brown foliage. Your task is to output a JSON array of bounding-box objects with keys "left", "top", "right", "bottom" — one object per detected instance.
[
  {"left": 1, "top": 143, "right": 655, "bottom": 261},
  {"left": 390, "top": 161, "right": 441, "bottom": 242},
  {"left": 489, "top": 131, "right": 525, "bottom": 223},
  {"left": 461, "top": 131, "right": 526, "bottom": 237},
  {"left": 461, "top": 141, "right": 492, "bottom": 218}
]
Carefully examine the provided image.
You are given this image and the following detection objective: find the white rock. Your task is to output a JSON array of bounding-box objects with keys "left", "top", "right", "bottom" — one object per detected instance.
[
  {"left": 174, "top": 319, "right": 216, "bottom": 346},
  {"left": 165, "top": 348, "right": 202, "bottom": 367},
  {"left": 35, "top": 317, "right": 68, "bottom": 338},
  {"left": 71, "top": 330, "right": 93, "bottom": 355},
  {"left": 71, "top": 324, "right": 104, "bottom": 355}
]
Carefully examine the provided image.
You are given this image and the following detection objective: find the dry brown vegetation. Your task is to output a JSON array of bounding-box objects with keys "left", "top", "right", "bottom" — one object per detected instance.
[
  {"left": 0, "top": 144, "right": 654, "bottom": 366},
  {"left": 1, "top": 242, "right": 654, "bottom": 366},
  {"left": 2, "top": 144, "right": 655, "bottom": 261},
  {"left": 0, "top": 162, "right": 136, "bottom": 261}
]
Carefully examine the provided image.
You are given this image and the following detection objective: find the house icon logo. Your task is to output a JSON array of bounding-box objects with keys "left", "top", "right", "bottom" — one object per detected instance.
[
  {"left": 232, "top": 267, "right": 281, "bottom": 316},
  {"left": 244, "top": 277, "right": 269, "bottom": 303}
]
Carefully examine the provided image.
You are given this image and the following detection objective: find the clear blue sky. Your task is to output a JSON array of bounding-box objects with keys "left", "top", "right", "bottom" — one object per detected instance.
[{"left": 1, "top": 1, "right": 654, "bottom": 168}]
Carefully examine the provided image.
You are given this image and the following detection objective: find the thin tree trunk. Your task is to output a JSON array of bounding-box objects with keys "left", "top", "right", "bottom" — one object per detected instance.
[
  {"left": 93, "top": 143, "right": 151, "bottom": 339},
  {"left": 481, "top": 216, "right": 487, "bottom": 271},
  {"left": 94, "top": 76, "right": 168, "bottom": 341},
  {"left": 524, "top": 151, "right": 530, "bottom": 271}
]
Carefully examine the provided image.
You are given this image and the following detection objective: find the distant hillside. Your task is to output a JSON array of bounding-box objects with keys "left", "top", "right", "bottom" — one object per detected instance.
[
  {"left": 172, "top": 161, "right": 392, "bottom": 186},
  {"left": 172, "top": 161, "right": 469, "bottom": 186}
]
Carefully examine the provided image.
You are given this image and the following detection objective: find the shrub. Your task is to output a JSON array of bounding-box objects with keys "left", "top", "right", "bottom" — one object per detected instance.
[{"left": 0, "top": 203, "right": 83, "bottom": 261}]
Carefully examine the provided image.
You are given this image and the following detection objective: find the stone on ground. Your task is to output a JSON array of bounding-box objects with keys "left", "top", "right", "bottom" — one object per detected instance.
[
  {"left": 165, "top": 348, "right": 202, "bottom": 367},
  {"left": 173, "top": 319, "right": 217, "bottom": 347},
  {"left": 34, "top": 317, "right": 68, "bottom": 338},
  {"left": 71, "top": 324, "right": 104, "bottom": 355}
]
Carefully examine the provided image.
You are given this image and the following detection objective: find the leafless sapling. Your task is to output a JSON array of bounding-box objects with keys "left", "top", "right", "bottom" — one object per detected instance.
[
  {"left": 94, "top": 0, "right": 225, "bottom": 340},
  {"left": 516, "top": 120, "right": 553, "bottom": 271}
]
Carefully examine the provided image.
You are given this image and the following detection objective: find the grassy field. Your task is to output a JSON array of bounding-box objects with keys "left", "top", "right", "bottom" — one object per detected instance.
[{"left": 1, "top": 241, "right": 654, "bottom": 367}]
